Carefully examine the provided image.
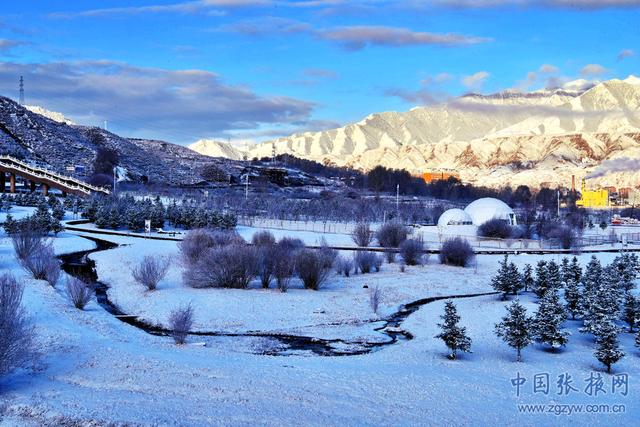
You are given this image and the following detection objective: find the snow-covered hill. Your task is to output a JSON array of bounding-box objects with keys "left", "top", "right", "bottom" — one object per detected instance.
[
  {"left": 192, "top": 76, "right": 640, "bottom": 189},
  {"left": 25, "top": 105, "right": 76, "bottom": 125}
]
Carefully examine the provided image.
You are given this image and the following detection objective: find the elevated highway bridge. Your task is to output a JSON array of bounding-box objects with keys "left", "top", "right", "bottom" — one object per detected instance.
[{"left": 0, "top": 156, "right": 110, "bottom": 197}]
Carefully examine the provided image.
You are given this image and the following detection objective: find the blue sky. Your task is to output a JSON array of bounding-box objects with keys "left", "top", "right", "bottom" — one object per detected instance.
[{"left": 0, "top": 0, "right": 639, "bottom": 145}]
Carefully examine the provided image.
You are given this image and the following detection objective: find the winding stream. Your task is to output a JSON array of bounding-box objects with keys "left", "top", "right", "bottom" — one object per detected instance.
[{"left": 58, "top": 236, "right": 498, "bottom": 357}]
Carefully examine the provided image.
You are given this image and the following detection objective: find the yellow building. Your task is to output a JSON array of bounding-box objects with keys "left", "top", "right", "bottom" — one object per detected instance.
[{"left": 576, "top": 179, "right": 609, "bottom": 208}]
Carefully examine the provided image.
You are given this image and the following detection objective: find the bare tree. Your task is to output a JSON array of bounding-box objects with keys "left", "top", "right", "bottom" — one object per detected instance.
[
  {"left": 21, "top": 242, "right": 58, "bottom": 281},
  {"left": 66, "top": 277, "right": 93, "bottom": 310},
  {"left": 169, "top": 304, "right": 194, "bottom": 345},
  {"left": 43, "top": 258, "right": 61, "bottom": 287},
  {"left": 0, "top": 273, "right": 34, "bottom": 377},
  {"left": 132, "top": 256, "right": 170, "bottom": 291}
]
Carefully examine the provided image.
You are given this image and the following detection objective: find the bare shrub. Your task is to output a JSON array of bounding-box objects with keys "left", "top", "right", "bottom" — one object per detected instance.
[
  {"left": 169, "top": 304, "right": 194, "bottom": 345},
  {"left": 178, "top": 229, "right": 215, "bottom": 266},
  {"left": 354, "top": 251, "right": 380, "bottom": 274},
  {"left": 179, "top": 229, "right": 244, "bottom": 266},
  {"left": 43, "top": 258, "right": 61, "bottom": 287},
  {"left": 352, "top": 222, "right": 372, "bottom": 247},
  {"left": 256, "top": 245, "right": 276, "bottom": 288},
  {"left": 22, "top": 242, "right": 58, "bottom": 281},
  {"left": 374, "top": 255, "right": 383, "bottom": 272},
  {"left": 376, "top": 222, "right": 409, "bottom": 248},
  {"left": 295, "top": 249, "right": 332, "bottom": 290},
  {"left": 66, "top": 277, "right": 93, "bottom": 310},
  {"left": 439, "top": 237, "right": 475, "bottom": 267},
  {"left": 132, "top": 256, "right": 170, "bottom": 291},
  {"left": 183, "top": 244, "right": 258, "bottom": 289},
  {"left": 277, "top": 237, "right": 304, "bottom": 253},
  {"left": 335, "top": 255, "right": 353, "bottom": 277},
  {"left": 399, "top": 238, "right": 424, "bottom": 266},
  {"left": 318, "top": 239, "right": 338, "bottom": 269},
  {"left": 370, "top": 286, "right": 382, "bottom": 315},
  {"left": 384, "top": 249, "right": 396, "bottom": 263},
  {"left": 0, "top": 273, "right": 34, "bottom": 377},
  {"left": 477, "top": 218, "right": 512, "bottom": 239},
  {"left": 252, "top": 230, "right": 276, "bottom": 247},
  {"left": 273, "top": 245, "right": 295, "bottom": 292},
  {"left": 543, "top": 224, "right": 577, "bottom": 250},
  {"left": 11, "top": 230, "right": 46, "bottom": 264}
]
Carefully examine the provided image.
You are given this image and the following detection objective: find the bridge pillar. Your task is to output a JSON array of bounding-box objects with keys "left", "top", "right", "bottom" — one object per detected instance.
[
  {"left": 30, "top": 180, "right": 36, "bottom": 192},
  {"left": 42, "top": 184, "right": 49, "bottom": 196},
  {"left": 0, "top": 173, "right": 4, "bottom": 193},
  {"left": 9, "top": 173, "right": 15, "bottom": 193}
]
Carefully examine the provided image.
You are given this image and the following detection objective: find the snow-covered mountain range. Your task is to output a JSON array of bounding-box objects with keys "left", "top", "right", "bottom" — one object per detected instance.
[{"left": 192, "top": 76, "right": 640, "bottom": 189}]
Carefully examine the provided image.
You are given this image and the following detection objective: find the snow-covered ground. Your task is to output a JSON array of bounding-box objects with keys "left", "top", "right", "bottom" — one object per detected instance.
[{"left": 1, "top": 228, "right": 639, "bottom": 425}]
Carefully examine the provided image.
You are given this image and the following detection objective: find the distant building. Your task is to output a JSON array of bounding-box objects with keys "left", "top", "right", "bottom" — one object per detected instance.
[
  {"left": 437, "top": 197, "right": 517, "bottom": 228},
  {"left": 422, "top": 169, "right": 460, "bottom": 183},
  {"left": 576, "top": 179, "right": 609, "bottom": 208}
]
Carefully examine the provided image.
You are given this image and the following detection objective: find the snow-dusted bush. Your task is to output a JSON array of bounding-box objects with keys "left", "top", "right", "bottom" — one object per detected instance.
[
  {"left": 183, "top": 245, "right": 258, "bottom": 289},
  {"left": 352, "top": 222, "right": 373, "bottom": 247},
  {"left": 375, "top": 222, "right": 409, "bottom": 248},
  {"left": 66, "top": 277, "right": 93, "bottom": 310},
  {"left": 334, "top": 255, "right": 353, "bottom": 277},
  {"left": 439, "top": 237, "right": 474, "bottom": 267},
  {"left": 399, "top": 238, "right": 424, "bottom": 266},
  {"left": 354, "top": 251, "right": 380, "bottom": 274},
  {"left": 252, "top": 230, "right": 276, "bottom": 247},
  {"left": 0, "top": 273, "right": 34, "bottom": 377},
  {"left": 369, "top": 285, "right": 382, "bottom": 315},
  {"left": 295, "top": 249, "right": 332, "bottom": 290},
  {"left": 477, "top": 218, "right": 512, "bottom": 239},
  {"left": 169, "top": 304, "right": 194, "bottom": 345},
  {"left": 256, "top": 245, "right": 276, "bottom": 288},
  {"left": 384, "top": 249, "right": 396, "bottom": 263},
  {"left": 543, "top": 225, "right": 577, "bottom": 250},
  {"left": 132, "top": 256, "right": 170, "bottom": 291}
]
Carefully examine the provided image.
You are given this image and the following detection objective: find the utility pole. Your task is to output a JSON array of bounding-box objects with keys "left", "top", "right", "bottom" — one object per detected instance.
[
  {"left": 396, "top": 184, "right": 400, "bottom": 215},
  {"left": 113, "top": 166, "right": 117, "bottom": 195},
  {"left": 19, "top": 76, "right": 24, "bottom": 105},
  {"left": 104, "top": 120, "right": 108, "bottom": 131},
  {"left": 557, "top": 190, "right": 560, "bottom": 218},
  {"left": 244, "top": 173, "right": 249, "bottom": 200}
]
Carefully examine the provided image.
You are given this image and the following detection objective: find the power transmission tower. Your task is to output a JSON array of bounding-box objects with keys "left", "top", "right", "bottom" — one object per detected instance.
[{"left": 19, "top": 76, "right": 24, "bottom": 105}]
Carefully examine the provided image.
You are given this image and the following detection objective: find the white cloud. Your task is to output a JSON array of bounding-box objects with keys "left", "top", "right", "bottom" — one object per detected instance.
[
  {"left": 617, "top": 49, "right": 634, "bottom": 61},
  {"left": 462, "top": 71, "right": 490, "bottom": 90},
  {"left": 0, "top": 60, "right": 314, "bottom": 144},
  {"left": 580, "top": 63, "right": 608, "bottom": 76},
  {"left": 539, "top": 63, "right": 559, "bottom": 73}
]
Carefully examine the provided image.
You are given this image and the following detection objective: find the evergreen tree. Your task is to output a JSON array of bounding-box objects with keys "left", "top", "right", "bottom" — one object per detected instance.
[
  {"left": 491, "top": 255, "right": 520, "bottom": 300},
  {"left": 434, "top": 301, "right": 472, "bottom": 359},
  {"left": 564, "top": 277, "right": 582, "bottom": 320},
  {"left": 532, "top": 287, "right": 569, "bottom": 349},
  {"left": 522, "top": 263, "right": 534, "bottom": 293},
  {"left": 612, "top": 254, "right": 638, "bottom": 292},
  {"left": 52, "top": 203, "right": 65, "bottom": 221},
  {"left": 546, "top": 260, "right": 562, "bottom": 291},
  {"left": 594, "top": 321, "right": 624, "bottom": 373},
  {"left": 3, "top": 213, "right": 16, "bottom": 235},
  {"left": 569, "top": 256, "right": 582, "bottom": 283},
  {"left": 581, "top": 268, "right": 621, "bottom": 338},
  {"left": 623, "top": 292, "right": 639, "bottom": 333},
  {"left": 560, "top": 257, "right": 571, "bottom": 285},
  {"left": 495, "top": 300, "right": 533, "bottom": 362},
  {"left": 581, "top": 256, "right": 603, "bottom": 315},
  {"left": 534, "top": 260, "right": 549, "bottom": 298}
]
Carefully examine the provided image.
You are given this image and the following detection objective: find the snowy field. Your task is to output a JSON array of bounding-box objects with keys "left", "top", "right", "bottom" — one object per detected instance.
[{"left": 0, "top": 228, "right": 639, "bottom": 426}]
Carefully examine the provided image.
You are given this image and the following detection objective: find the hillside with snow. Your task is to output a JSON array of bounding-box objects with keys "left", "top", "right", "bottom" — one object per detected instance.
[{"left": 192, "top": 76, "right": 640, "bottom": 189}]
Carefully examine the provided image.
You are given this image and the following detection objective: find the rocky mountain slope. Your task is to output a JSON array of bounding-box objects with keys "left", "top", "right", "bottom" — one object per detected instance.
[
  {"left": 192, "top": 76, "right": 640, "bottom": 189},
  {"left": 0, "top": 96, "right": 230, "bottom": 186}
]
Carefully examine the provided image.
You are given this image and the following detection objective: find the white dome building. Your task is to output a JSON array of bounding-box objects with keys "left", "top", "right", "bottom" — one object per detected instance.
[
  {"left": 437, "top": 208, "right": 473, "bottom": 227},
  {"left": 464, "top": 198, "right": 517, "bottom": 226}
]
